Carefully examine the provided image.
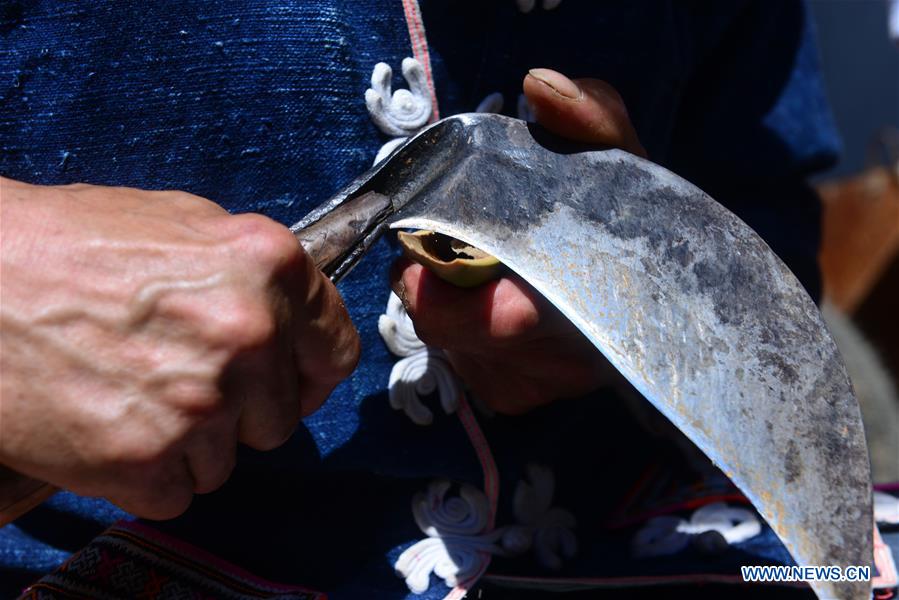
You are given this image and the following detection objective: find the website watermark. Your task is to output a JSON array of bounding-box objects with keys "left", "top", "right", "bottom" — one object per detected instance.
[{"left": 741, "top": 565, "right": 871, "bottom": 583}]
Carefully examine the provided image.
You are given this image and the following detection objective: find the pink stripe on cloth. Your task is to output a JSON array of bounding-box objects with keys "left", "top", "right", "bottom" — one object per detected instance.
[
  {"left": 873, "top": 524, "right": 898, "bottom": 589},
  {"left": 442, "top": 393, "right": 500, "bottom": 600},
  {"left": 456, "top": 394, "right": 499, "bottom": 527},
  {"left": 400, "top": 0, "right": 439, "bottom": 122}
]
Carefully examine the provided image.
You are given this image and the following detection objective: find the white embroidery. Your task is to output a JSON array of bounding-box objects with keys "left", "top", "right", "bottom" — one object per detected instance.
[
  {"left": 413, "top": 481, "right": 491, "bottom": 536},
  {"left": 632, "top": 502, "right": 761, "bottom": 558},
  {"left": 379, "top": 292, "right": 426, "bottom": 357},
  {"left": 396, "top": 466, "right": 576, "bottom": 594},
  {"left": 368, "top": 34, "right": 576, "bottom": 598},
  {"left": 512, "top": 464, "right": 577, "bottom": 570},
  {"left": 388, "top": 348, "right": 462, "bottom": 426},
  {"left": 516, "top": 0, "right": 563, "bottom": 13},
  {"left": 365, "top": 58, "right": 432, "bottom": 137},
  {"left": 395, "top": 482, "right": 500, "bottom": 594},
  {"left": 874, "top": 491, "right": 899, "bottom": 525},
  {"left": 632, "top": 515, "right": 691, "bottom": 558},
  {"left": 379, "top": 293, "right": 462, "bottom": 425}
]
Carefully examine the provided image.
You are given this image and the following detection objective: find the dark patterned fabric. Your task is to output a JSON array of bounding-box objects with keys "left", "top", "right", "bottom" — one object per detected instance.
[{"left": 18, "top": 521, "right": 323, "bottom": 600}]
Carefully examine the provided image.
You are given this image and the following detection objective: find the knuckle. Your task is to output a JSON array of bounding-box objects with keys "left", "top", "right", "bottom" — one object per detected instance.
[
  {"left": 169, "top": 382, "right": 225, "bottom": 417},
  {"left": 210, "top": 296, "right": 276, "bottom": 351},
  {"left": 231, "top": 213, "right": 301, "bottom": 271},
  {"left": 99, "top": 432, "right": 169, "bottom": 468}
]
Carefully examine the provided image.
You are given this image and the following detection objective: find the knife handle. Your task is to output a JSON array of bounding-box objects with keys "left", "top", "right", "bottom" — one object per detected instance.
[{"left": 293, "top": 190, "right": 392, "bottom": 278}]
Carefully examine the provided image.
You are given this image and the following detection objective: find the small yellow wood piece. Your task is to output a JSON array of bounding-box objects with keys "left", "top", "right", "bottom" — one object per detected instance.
[{"left": 397, "top": 230, "right": 503, "bottom": 288}]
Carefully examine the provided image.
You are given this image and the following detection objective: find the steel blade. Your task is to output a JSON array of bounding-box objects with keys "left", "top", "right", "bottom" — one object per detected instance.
[{"left": 379, "top": 113, "right": 872, "bottom": 600}]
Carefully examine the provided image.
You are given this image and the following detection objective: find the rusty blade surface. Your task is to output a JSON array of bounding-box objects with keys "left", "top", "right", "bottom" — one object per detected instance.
[{"left": 343, "top": 113, "right": 871, "bottom": 600}]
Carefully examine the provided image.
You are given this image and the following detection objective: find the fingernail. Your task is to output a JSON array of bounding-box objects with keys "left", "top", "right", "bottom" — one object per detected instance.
[{"left": 528, "top": 68, "right": 580, "bottom": 100}]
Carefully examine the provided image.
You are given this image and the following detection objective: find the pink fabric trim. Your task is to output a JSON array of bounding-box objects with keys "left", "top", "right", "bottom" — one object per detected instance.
[
  {"left": 456, "top": 394, "right": 499, "bottom": 527},
  {"left": 115, "top": 520, "right": 327, "bottom": 597},
  {"left": 874, "top": 524, "right": 898, "bottom": 589},
  {"left": 400, "top": 0, "right": 440, "bottom": 122},
  {"left": 442, "top": 393, "right": 500, "bottom": 600}
]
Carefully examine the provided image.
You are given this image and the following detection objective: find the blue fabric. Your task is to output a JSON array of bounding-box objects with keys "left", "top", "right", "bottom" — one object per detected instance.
[{"left": 1, "top": 1, "right": 843, "bottom": 598}]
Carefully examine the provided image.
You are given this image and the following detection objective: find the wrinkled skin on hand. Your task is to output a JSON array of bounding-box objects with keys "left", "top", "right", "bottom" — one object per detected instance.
[
  {"left": 0, "top": 179, "right": 360, "bottom": 519},
  {"left": 391, "top": 69, "right": 645, "bottom": 414}
]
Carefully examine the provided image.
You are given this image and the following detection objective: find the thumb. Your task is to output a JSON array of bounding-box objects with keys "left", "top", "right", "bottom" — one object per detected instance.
[{"left": 523, "top": 68, "right": 647, "bottom": 157}]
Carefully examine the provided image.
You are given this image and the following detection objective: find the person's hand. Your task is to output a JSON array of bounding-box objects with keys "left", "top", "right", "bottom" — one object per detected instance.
[
  {"left": 0, "top": 178, "right": 360, "bottom": 519},
  {"left": 391, "top": 68, "right": 645, "bottom": 414}
]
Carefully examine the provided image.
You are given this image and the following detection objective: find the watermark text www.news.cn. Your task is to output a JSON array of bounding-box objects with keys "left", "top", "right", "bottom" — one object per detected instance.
[{"left": 741, "top": 565, "right": 871, "bottom": 583}]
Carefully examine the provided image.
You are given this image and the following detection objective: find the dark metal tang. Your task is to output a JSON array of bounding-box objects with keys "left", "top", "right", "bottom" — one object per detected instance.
[
  {"left": 293, "top": 190, "right": 392, "bottom": 278},
  {"left": 293, "top": 113, "right": 873, "bottom": 600}
]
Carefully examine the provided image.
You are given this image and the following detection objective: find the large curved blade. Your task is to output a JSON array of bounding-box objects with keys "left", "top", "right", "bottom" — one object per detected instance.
[{"left": 376, "top": 114, "right": 872, "bottom": 599}]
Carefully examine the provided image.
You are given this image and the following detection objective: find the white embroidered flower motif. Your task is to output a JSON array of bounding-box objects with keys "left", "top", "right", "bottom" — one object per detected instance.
[
  {"left": 632, "top": 502, "right": 762, "bottom": 559},
  {"left": 366, "top": 58, "right": 432, "bottom": 137},
  {"left": 388, "top": 349, "right": 462, "bottom": 426},
  {"left": 379, "top": 292, "right": 461, "bottom": 425},
  {"left": 874, "top": 490, "right": 899, "bottom": 525},
  {"left": 395, "top": 481, "right": 499, "bottom": 594},
  {"left": 516, "top": 0, "right": 563, "bottom": 14},
  {"left": 395, "top": 466, "right": 577, "bottom": 594},
  {"left": 378, "top": 292, "right": 425, "bottom": 357},
  {"left": 512, "top": 464, "right": 578, "bottom": 569}
]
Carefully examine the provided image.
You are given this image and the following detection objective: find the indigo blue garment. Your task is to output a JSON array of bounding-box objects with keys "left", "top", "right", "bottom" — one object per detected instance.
[{"left": 1, "top": 1, "right": 841, "bottom": 598}]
